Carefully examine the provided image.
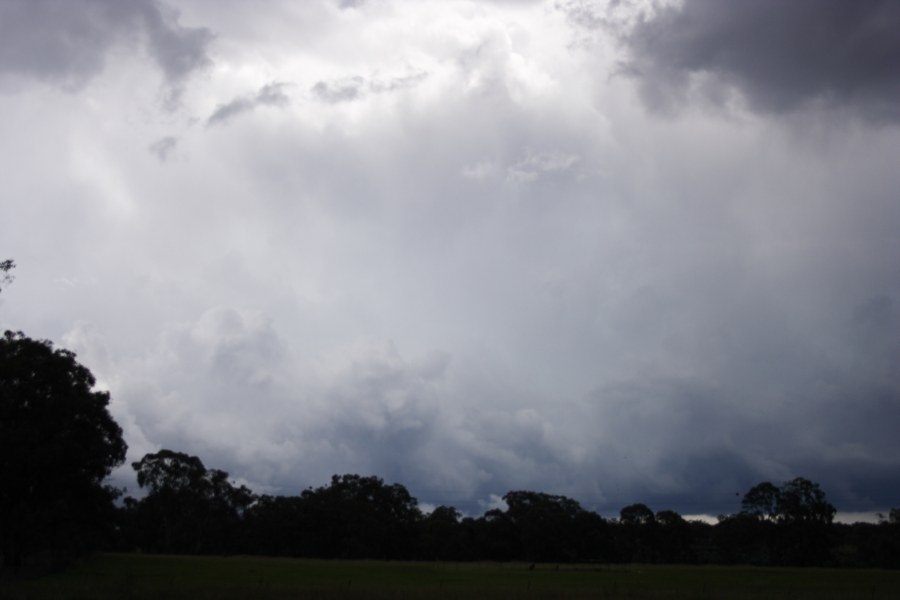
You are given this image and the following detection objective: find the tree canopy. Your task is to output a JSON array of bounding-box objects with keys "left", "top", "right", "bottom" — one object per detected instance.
[
  {"left": 126, "top": 450, "right": 253, "bottom": 554},
  {"left": 0, "top": 259, "right": 13, "bottom": 293},
  {"left": 113, "top": 451, "right": 900, "bottom": 568},
  {"left": 0, "top": 330, "right": 127, "bottom": 571},
  {"left": 740, "top": 477, "right": 836, "bottom": 524}
]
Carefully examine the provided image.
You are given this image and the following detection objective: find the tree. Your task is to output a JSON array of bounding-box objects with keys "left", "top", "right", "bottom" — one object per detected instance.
[
  {"left": 654, "top": 510, "right": 695, "bottom": 563},
  {"left": 0, "top": 331, "right": 127, "bottom": 571},
  {"left": 740, "top": 481, "right": 781, "bottom": 521},
  {"left": 419, "top": 506, "right": 465, "bottom": 560},
  {"left": 619, "top": 503, "right": 656, "bottom": 525},
  {"left": 129, "top": 450, "right": 254, "bottom": 554},
  {"left": 242, "top": 494, "right": 308, "bottom": 556},
  {"left": 502, "top": 491, "right": 587, "bottom": 562},
  {"left": 740, "top": 478, "right": 835, "bottom": 525},
  {"left": 616, "top": 503, "right": 658, "bottom": 562},
  {"left": 0, "top": 259, "right": 13, "bottom": 293},
  {"left": 734, "top": 477, "right": 836, "bottom": 565},
  {"left": 298, "top": 474, "right": 422, "bottom": 559},
  {"left": 777, "top": 477, "right": 836, "bottom": 525}
]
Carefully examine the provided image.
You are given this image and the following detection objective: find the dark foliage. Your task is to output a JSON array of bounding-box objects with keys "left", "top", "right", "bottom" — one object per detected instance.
[
  {"left": 112, "top": 454, "right": 900, "bottom": 568},
  {"left": 0, "top": 331, "right": 126, "bottom": 572},
  {"left": 122, "top": 450, "right": 253, "bottom": 554},
  {"left": 244, "top": 473, "right": 421, "bottom": 559},
  {"left": 0, "top": 259, "right": 13, "bottom": 293}
]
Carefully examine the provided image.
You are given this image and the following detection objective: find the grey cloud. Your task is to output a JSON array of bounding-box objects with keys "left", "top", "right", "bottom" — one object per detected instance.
[
  {"left": 207, "top": 82, "right": 291, "bottom": 126},
  {"left": 583, "top": 365, "right": 900, "bottom": 515},
  {"left": 139, "top": 1, "right": 214, "bottom": 105},
  {"left": 369, "top": 72, "right": 429, "bottom": 93},
  {"left": 148, "top": 136, "right": 177, "bottom": 162},
  {"left": 311, "top": 72, "right": 427, "bottom": 103},
  {"left": 614, "top": 0, "right": 900, "bottom": 120},
  {"left": 0, "top": 0, "right": 212, "bottom": 95},
  {"left": 0, "top": 0, "right": 116, "bottom": 89},
  {"left": 311, "top": 76, "right": 366, "bottom": 103},
  {"left": 556, "top": 0, "right": 605, "bottom": 31}
]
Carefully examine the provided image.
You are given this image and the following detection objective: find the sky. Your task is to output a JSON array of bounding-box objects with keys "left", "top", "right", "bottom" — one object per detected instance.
[{"left": 1, "top": 0, "right": 899, "bottom": 521}]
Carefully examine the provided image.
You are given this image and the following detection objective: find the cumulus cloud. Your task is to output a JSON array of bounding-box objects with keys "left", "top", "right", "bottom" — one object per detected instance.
[
  {"left": 0, "top": 0, "right": 212, "bottom": 98},
  {"left": 611, "top": 0, "right": 900, "bottom": 121},
  {"left": 207, "top": 82, "right": 291, "bottom": 126},
  {"left": 3, "top": 0, "right": 900, "bottom": 519}
]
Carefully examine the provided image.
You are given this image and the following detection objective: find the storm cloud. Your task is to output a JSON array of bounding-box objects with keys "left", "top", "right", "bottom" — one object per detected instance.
[
  {"left": 0, "top": 0, "right": 212, "bottom": 99},
  {"left": 615, "top": 0, "right": 900, "bottom": 120},
  {"left": 2, "top": 0, "right": 899, "bottom": 521}
]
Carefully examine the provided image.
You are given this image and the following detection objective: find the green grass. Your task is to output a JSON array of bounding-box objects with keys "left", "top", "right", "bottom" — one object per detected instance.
[{"left": 3, "top": 554, "right": 898, "bottom": 599}]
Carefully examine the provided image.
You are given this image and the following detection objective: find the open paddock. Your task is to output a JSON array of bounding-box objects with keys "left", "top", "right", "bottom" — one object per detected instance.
[{"left": 3, "top": 553, "right": 898, "bottom": 599}]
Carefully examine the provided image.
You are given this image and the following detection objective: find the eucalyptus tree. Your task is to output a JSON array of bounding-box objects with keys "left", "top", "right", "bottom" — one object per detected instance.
[{"left": 0, "top": 331, "right": 126, "bottom": 570}]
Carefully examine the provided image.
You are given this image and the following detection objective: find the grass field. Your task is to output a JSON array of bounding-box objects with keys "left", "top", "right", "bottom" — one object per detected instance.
[{"left": 3, "top": 554, "right": 899, "bottom": 599}]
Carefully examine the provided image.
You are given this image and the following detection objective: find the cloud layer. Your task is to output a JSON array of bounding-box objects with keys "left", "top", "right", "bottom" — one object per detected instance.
[
  {"left": 0, "top": 0, "right": 211, "bottom": 103},
  {"left": 614, "top": 0, "right": 900, "bottom": 120},
  {"left": 2, "top": 0, "right": 899, "bottom": 519}
]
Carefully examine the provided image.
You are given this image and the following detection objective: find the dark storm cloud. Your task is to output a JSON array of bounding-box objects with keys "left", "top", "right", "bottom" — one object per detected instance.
[
  {"left": 567, "top": 370, "right": 899, "bottom": 518},
  {"left": 7, "top": 0, "right": 900, "bottom": 522},
  {"left": 616, "top": 0, "right": 900, "bottom": 120},
  {"left": 207, "top": 82, "right": 291, "bottom": 126},
  {"left": 0, "top": 0, "right": 211, "bottom": 93}
]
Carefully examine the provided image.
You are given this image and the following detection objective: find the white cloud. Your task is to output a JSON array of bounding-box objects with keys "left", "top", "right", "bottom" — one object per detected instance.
[
  {"left": 461, "top": 160, "right": 498, "bottom": 180},
  {"left": 506, "top": 148, "right": 582, "bottom": 183}
]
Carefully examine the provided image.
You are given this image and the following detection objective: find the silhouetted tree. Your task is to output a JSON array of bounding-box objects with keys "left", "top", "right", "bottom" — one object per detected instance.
[
  {"left": 242, "top": 494, "right": 308, "bottom": 556},
  {"left": 739, "top": 477, "right": 835, "bottom": 526},
  {"left": 572, "top": 508, "right": 611, "bottom": 561},
  {"left": 731, "top": 477, "right": 837, "bottom": 565},
  {"left": 475, "top": 508, "right": 518, "bottom": 561},
  {"left": 616, "top": 503, "right": 659, "bottom": 562},
  {"left": 775, "top": 478, "right": 836, "bottom": 565},
  {"left": 298, "top": 474, "right": 422, "bottom": 559},
  {"left": 0, "top": 259, "right": 13, "bottom": 293},
  {"left": 502, "top": 491, "right": 588, "bottom": 562},
  {"left": 654, "top": 510, "right": 696, "bottom": 563},
  {"left": 619, "top": 503, "right": 656, "bottom": 526},
  {"left": 128, "top": 450, "right": 254, "bottom": 554},
  {"left": 777, "top": 477, "right": 835, "bottom": 525},
  {"left": 0, "top": 331, "right": 126, "bottom": 571},
  {"left": 419, "top": 505, "right": 465, "bottom": 560},
  {"left": 741, "top": 481, "right": 781, "bottom": 521},
  {"left": 712, "top": 512, "right": 776, "bottom": 565}
]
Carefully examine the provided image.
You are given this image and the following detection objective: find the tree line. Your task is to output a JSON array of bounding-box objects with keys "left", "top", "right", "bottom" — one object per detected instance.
[
  {"left": 113, "top": 449, "right": 900, "bottom": 568},
  {"left": 1, "top": 309, "right": 899, "bottom": 573}
]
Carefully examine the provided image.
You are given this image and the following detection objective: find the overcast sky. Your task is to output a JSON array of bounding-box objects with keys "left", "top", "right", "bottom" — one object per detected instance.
[{"left": 2, "top": 0, "right": 899, "bottom": 520}]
